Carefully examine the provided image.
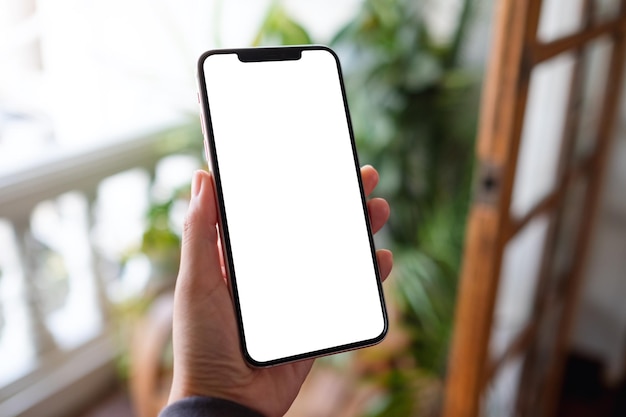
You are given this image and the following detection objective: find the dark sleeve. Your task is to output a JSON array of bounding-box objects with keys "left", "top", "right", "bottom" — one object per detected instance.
[{"left": 158, "top": 397, "right": 265, "bottom": 417}]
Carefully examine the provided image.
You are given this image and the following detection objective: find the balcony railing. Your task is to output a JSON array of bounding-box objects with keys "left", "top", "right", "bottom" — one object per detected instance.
[{"left": 0, "top": 122, "right": 199, "bottom": 417}]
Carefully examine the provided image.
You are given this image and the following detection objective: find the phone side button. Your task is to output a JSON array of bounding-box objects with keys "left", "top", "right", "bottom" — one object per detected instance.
[
  {"left": 203, "top": 137, "right": 211, "bottom": 164},
  {"left": 199, "top": 115, "right": 206, "bottom": 137}
]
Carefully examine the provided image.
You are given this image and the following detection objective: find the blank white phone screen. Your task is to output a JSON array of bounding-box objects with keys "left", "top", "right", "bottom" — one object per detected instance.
[{"left": 202, "top": 48, "right": 386, "bottom": 364}]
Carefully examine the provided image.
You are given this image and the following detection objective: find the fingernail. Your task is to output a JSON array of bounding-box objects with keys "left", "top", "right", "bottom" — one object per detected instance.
[{"left": 191, "top": 170, "right": 203, "bottom": 198}]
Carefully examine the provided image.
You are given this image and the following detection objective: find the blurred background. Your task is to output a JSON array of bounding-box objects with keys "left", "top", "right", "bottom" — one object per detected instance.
[{"left": 0, "top": 0, "right": 625, "bottom": 416}]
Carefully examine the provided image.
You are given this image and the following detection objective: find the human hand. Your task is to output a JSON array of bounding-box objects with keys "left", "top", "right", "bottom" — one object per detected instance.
[{"left": 168, "top": 165, "right": 393, "bottom": 417}]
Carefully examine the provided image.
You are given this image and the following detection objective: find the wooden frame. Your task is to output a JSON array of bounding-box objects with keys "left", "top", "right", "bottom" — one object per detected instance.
[{"left": 442, "top": 1, "right": 626, "bottom": 416}]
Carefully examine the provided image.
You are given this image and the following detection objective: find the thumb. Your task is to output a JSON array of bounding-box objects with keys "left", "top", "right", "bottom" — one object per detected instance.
[{"left": 177, "top": 170, "right": 223, "bottom": 292}]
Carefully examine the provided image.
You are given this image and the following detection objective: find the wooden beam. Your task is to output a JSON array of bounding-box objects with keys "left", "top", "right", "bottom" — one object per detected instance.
[
  {"left": 442, "top": 0, "right": 540, "bottom": 415},
  {"left": 531, "top": 18, "right": 626, "bottom": 65},
  {"left": 505, "top": 154, "right": 593, "bottom": 241}
]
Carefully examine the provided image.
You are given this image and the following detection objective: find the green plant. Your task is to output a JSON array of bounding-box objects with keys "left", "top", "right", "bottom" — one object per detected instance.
[
  {"left": 329, "top": 0, "right": 479, "bottom": 414},
  {"left": 140, "top": 191, "right": 183, "bottom": 284},
  {"left": 252, "top": 2, "right": 312, "bottom": 46}
]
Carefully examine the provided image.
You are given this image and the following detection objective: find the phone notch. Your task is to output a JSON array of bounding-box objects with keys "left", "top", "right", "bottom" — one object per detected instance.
[{"left": 237, "top": 47, "right": 302, "bottom": 63}]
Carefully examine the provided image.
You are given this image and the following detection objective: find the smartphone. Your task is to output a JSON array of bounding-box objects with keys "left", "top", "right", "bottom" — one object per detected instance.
[{"left": 196, "top": 45, "right": 387, "bottom": 367}]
